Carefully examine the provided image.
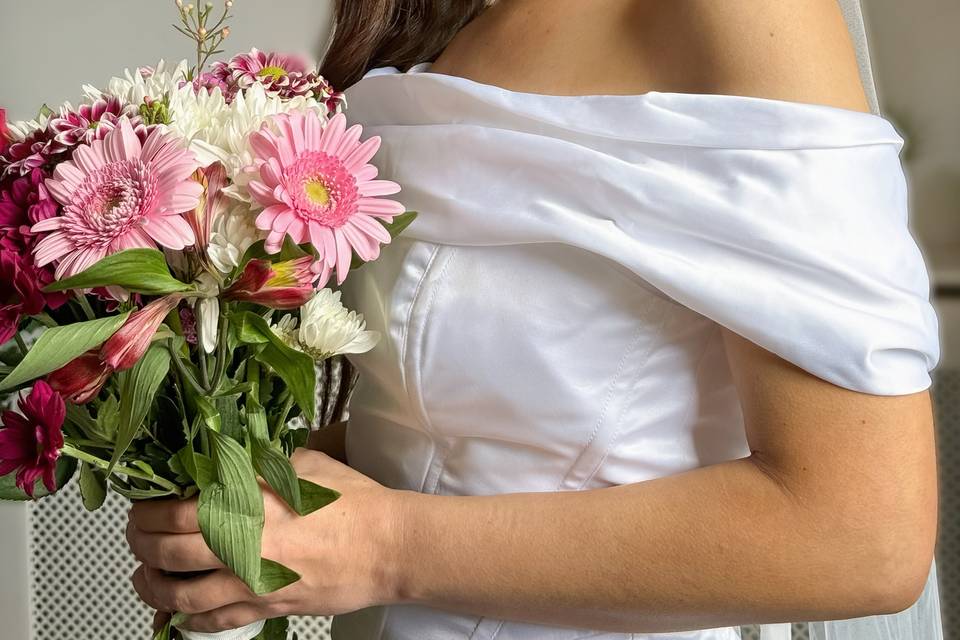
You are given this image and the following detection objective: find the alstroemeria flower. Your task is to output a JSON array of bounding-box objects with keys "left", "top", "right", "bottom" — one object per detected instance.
[
  {"left": 101, "top": 294, "right": 181, "bottom": 371},
  {"left": 0, "top": 380, "right": 66, "bottom": 498},
  {"left": 46, "top": 350, "right": 113, "bottom": 404},
  {"left": 186, "top": 163, "right": 228, "bottom": 255},
  {"left": 224, "top": 256, "right": 314, "bottom": 309}
]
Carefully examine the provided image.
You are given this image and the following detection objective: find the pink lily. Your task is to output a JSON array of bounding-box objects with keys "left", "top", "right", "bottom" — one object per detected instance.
[
  {"left": 223, "top": 257, "right": 315, "bottom": 310},
  {"left": 46, "top": 350, "right": 113, "bottom": 404},
  {"left": 101, "top": 295, "right": 182, "bottom": 371}
]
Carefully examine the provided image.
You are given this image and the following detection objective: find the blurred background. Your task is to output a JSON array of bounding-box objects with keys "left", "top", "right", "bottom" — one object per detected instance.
[{"left": 0, "top": 1, "right": 957, "bottom": 639}]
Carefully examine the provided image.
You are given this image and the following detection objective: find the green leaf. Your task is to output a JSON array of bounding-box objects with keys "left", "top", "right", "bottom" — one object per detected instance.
[
  {"left": 194, "top": 395, "right": 221, "bottom": 433},
  {"left": 94, "top": 394, "right": 120, "bottom": 441},
  {"left": 198, "top": 430, "right": 265, "bottom": 591},
  {"left": 232, "top": 311, "right": 316, "bottom": 422},
  {"left": 79, "top": 462, "right": 107, "bottom": 511},
  {"left": 214, "top": 393, "right": 242, "bottom": 440},
  {"left": 351, "top": 211, "right": 418, "bottom": 269},
  {"left": 174, "top": 446, "right": 214, "bottom": 490},
  {"left": 0, "top": 456, "right": 77, "bottom": 501},
  {"left": 238, "top": 236, "right": 313, "bottom": 270},
  {"left": 256, "top": 558, "right": 300, "bottom": 595},
  {"left": 109, "top": 481, "right": 175, "bottom": 501},
  {"left": 169, "top": 612, "right": 190, "bottom": 629},
  {"left": 252, "top": 439, "right": 302, "bottom": 514},
  {"left": 64, "top": 402, "right": 100, "bottom": 438},
  {"left": 255, "top": 617, "right": 291, "bottom": 640},
  {"left": 110, "top": 346, "right": 170, "bottom": 475},
  {"left": 298, "top": 478, "right": 340, "bottom": 516},
  {"left": 152, "top": 619, "right": 172, "bottom": 640},
  {"left": 0, "top": 313, "right": 130, "bottom": 391},
  {"left": 43, "top": 249, "right": 194, "bottom": 295}
]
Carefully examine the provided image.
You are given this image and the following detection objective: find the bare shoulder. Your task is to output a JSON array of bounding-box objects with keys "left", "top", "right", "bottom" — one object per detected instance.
[{"left": 634, "top": 0, "right": 871, "bottom": 111}]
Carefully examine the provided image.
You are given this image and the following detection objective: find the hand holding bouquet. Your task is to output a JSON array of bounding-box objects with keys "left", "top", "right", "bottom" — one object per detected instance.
[{"left": 0, "top": 3, "right": 414, "bottom": 639}]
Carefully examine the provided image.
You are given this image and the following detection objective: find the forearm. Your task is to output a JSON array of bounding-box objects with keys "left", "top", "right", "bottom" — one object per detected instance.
[{"left": 383, "top": 455, "right": 920, "bottom": 633}]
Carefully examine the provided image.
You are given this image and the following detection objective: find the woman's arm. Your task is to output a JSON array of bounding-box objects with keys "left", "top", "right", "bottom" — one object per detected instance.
[
  {"left": 126, "top": 332, "right": 936, "bottom": 633},
  {"left": 384, "top": 330, "right": 937, "bottom": 631}
]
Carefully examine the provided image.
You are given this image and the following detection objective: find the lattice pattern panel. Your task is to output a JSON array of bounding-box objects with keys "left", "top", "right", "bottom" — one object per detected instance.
[
  {"left": 933, "top": 368, "right": 959, "bottom": 640},
  {"left": 739, "top": 623, "right": 809, "bottom": 639},
  {"left": 27, "top": 484, "right": 331, "bottom": 640}
]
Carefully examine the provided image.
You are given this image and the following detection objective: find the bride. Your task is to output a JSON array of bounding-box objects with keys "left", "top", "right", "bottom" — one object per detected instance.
[{"left": 125, "top": 1, "right": 943, "bottom": 638}]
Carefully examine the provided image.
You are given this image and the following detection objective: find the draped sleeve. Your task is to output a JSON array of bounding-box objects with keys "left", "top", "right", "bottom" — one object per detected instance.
[{"left": 345, "top": 66, "right": 941, "bottom": 396}]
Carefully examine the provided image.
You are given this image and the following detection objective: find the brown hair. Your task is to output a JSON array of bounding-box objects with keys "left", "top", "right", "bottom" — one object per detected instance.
[{"left": 319, "top": 0, "right": 489, "bottom": 90}]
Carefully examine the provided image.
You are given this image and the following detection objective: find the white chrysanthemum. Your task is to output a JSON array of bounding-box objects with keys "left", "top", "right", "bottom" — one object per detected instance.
[
  {"left": 171, "top": 82, "right": 325, "bottom": 192},
  {"left": 7, "top": 113, "right": 51, "bottom": 142},
  {"left": 84, "top": 60, "right": 190, "bottom": 106},
  {"left": 272, "top": 289, "right": 380, "bottom": 360},
  {"left": 208, "top": 201, "right": 262, "bottom": 273}
]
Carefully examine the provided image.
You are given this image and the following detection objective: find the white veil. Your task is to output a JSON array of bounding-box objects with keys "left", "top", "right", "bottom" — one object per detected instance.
[{"left": 805, "top": 2, "right": 944, "bottom": 638}]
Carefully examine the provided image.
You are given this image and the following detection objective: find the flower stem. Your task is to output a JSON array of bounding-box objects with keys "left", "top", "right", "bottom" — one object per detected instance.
[
  {"left": 61, "top": 443, "right": 183, "bottom": 496},
  {"left": 272, "top": 394, "right": 295, "bottom": 439},
  {"left": 75, "top": 293, "right": 96, "bottom": 321},
  {"left": 32, "top": 312, "right": 58, "bottom": 328},
  {"left": 13, "top": 332, "right": 28, "bottom": 356},
  {"left": 167, "top": 339, "right": 207, "bottom": 397}
]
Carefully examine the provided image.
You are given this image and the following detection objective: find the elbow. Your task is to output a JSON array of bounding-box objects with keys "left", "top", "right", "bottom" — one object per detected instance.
[
  {"left": 828, "top": 507, "right": 937, "bottom": 617},
  {"left": 850, "top": 533, "right": 935, "bottom": 616}
]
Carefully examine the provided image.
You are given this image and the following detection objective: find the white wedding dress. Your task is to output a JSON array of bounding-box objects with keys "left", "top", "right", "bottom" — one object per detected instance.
[{"left": 333, "top": 63, "right": 943, "bottom": 640}]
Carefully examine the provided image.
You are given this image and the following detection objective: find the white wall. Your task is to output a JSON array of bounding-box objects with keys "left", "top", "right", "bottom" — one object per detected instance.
[
  {"left": 863, "top": 0, "right": 960, "bottom": 287},
  {"left": 0, "top": 0, "right": 334, "bottom": 120}
]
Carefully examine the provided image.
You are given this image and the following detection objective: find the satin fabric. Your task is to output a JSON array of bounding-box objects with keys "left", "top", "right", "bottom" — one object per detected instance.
[{"left": 332, "top": 64, "right": 941, "bottom": 640}]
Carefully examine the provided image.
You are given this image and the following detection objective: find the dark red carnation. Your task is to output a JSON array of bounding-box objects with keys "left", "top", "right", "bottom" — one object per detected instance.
[
  {"left": 0, "top": 251, "right": 50, "bottom": 343},
  {"left": 0, "top": 380, "right": 66, "bottom": 498}
]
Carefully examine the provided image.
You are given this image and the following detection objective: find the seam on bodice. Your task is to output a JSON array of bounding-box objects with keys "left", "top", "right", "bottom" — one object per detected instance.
[
  {"left": 408, "top": 246, "right": 460, "bottom": 493},
  {"left": 556, "top": 300, "right": 673, "bottom": 491}
]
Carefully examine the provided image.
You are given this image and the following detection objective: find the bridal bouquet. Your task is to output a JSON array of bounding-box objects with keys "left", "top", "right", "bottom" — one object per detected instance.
[{"left": 0, "top": 3, "right": 413, "bottom": 639}]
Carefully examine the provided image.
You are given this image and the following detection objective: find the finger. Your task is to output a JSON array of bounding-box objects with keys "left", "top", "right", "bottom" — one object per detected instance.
[
  {"left": 178, "top": 602, "right": 269, "bottom": 634},
  {"left": 129, "top": 498, "right": 200, "bottom": 533},
  {"left": 133, "top": 565, "right": 254, "bottom": 615},
  {"left": 126, "top": 521, "right": 224, "bottom": 572},
  {"left": 153, "top": 610, "right": 171, "bottom": 633}
]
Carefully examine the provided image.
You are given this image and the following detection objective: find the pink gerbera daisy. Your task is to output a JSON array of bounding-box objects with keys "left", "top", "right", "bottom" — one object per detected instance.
[
  {"left": 246, "top": 111, "right": 404, "bottom": 286},
  {"left": 31, "top": 117, "right": 202, "bottom": 279}
]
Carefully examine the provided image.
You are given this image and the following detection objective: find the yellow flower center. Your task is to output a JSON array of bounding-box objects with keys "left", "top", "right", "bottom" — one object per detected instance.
[
  {"left": 258, "top": 65, "right": 288, "bottom": 81},
  {"left": 304, "top": 179, "right": 331, "bottom": 206}
]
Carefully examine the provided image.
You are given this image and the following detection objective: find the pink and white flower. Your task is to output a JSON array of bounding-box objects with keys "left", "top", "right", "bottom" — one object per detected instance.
[
  {"left": 245, "top": 111, "right": 404, "bottom": 286},
  {"left": 31, "top": 117, "right": 202, "bottom": 280},
  {"left": 48, "top": 96, "right": 150, "bottom": 151},
  {"left": 210, "top": 49, "right": 322, "bottom": 102}
]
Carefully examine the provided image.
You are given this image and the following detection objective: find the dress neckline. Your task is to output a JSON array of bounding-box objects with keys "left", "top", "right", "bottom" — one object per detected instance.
[
  {"left": 352, "top": 63, "right": 903, "bottom": 151},
  {"left": 397, "top": 61, "right": 882, "bottom": 119}
]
